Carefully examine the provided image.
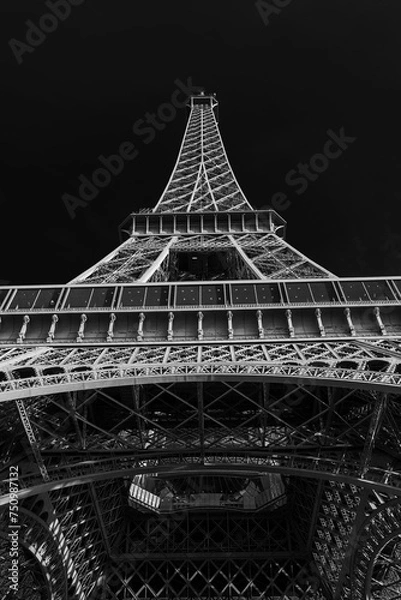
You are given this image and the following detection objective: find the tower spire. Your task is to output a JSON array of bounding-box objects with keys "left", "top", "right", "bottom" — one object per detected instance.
[
  {"left": 69, "top": 91, "right": 335, "bottom": 283},
  {"left": 153, "top": 91, "right": 253, "bottom": 213}
]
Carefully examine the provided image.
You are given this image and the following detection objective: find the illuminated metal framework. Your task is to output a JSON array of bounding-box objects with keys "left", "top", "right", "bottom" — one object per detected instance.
[{"left": 0, "top": 91, "right": 400, "bottom": 599}]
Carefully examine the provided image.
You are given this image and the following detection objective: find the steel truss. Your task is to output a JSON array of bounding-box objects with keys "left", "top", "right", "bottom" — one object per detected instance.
[
  {"left": 94, "top": 557, "right": 325, "bottom": 600},
  {"left": 0, "top": 480, "right": 126, "bottom": 600},
  {"left": 0, "top": 504, "right": 68, "bottom": 600},
  {"left": 1, "top": 92, "right": 401, "bottom": 599},
  {"left": 153, "top": 97, "right": 253, "bottom": 213},
  {"left": 69, "top": 232, "right": 334, "bottom": 284},
  {"left": 1, "top": 340, "right": 401, "bottom": 404},
  {"left": 1, "top": 380, "right": 401, "bottom": 509},
  {"left": 93, "top": 487, "right": 326, "bottom": 600}
]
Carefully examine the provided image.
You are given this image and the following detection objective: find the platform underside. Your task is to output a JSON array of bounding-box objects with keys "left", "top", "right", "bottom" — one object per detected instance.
[{"left": 1, "top": 377, "right": 401, "bottom": 599}]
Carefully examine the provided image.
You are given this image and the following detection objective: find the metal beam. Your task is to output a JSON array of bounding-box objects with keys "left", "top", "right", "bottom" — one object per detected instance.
[
  {"left": 137, "top": 237, "right": 177, "bottom": 282},
  {"left": 360, "top": 393, "right": 388, "bottom": 477},
  {"left": 2, "top": 456, "right": 401, "bottom": 506},
  {"left": 197, "top": 382, "right": 205, "bottom": 459},
  {"left": 333, "top": 487, "right": 371, "bottom": 599},
  {"left": 15, "top": 399, "right": 49, "bottom": 482},
  {"left": 88, "top": 482, "right": 112, "bottom": 556}
]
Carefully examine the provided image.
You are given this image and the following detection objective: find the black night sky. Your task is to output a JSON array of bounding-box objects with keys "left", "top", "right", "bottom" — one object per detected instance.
[{"left": 1, "top": 0, "right": 401, "bottom": 284}]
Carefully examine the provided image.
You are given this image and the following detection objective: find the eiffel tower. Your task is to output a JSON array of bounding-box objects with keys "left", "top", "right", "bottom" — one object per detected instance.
[{"left": 1, "top": 90, "right": 401, "bottom": 600}]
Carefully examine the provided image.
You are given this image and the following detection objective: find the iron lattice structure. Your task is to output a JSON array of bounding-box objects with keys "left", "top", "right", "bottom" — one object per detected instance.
[{"left": 1, "top": 92, "right": 401, "bottom": 600}]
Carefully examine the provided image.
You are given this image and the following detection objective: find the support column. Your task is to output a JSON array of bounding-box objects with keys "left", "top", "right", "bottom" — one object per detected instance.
[
  {"left": 17, "top": 315, "right": 30, "bottom": 343},
  {"left": 107, "top": 313, "right": 116, "bottom": 342},
  {"left": 137, "top": 313, "right": 145, "bottom": 341},
  {"left": 374, "top": 307, "right": 387, "bottom": 335},
  {"left": 227, "top": 311, "right": 234, "bottom": 339},
  {"left": 344, "top": 308, "right": 355, "bottom": 336},
  {"left": 198, "top": 382, "right": 205, "bottom": 460},
  {"left": 333, "top": 394, "right": 387, "bottom": 598},
  {"left": 76, "top": 314, "right": 87, "bottom": 342},
  {"left": 333, "top": 488, "right": 371, "bottom": 599},
  {"left": 47, "top": 314, "right": 59, "bottom": 342},
  {"left": 285, "top": 309, "right": 294, "bottom": 337},
  {"left": 89, "top": 483, "right": 112, "bottom": 556},
  {"left": 315, "top": 308, "right": 325, "bottom": 337},
  {"left": 167, "top": 312, "right": 174, "bottom": 341},
  {"left": 16, "top": 399, "right": 49, "bottom": 482},
  {"left": 256, "top": 310, "right": 264, "bottom": 339},
  {"left": 67, "top": 392, "right": 85, "bottom": 449},
  {"left": 360, "top": 394, "right": 387, "bottom": 478},
  {"left": 197, "top": 311, "right": 204, "bottom": 341}
]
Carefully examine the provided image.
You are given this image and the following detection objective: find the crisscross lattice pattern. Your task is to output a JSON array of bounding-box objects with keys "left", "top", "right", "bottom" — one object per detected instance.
[
  {"left": 153, "top": 101, "right": 252, "bottom": 213},
  {"left": 1, "top": 91, "right": 401, "bottom": 599}
]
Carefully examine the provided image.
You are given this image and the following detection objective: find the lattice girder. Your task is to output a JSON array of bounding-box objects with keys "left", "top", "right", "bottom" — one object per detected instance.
[
  {"left": 153, "top": 97, "right": 253, "bottom": 214},
  {"left": 2, "top": 90, "right": 401, "bottom": 599},
  {"left": 351, "top": 498, "right": 401, "bottom": 598},
  {"left": 1, "top": 381, "right": 401, "bottom": 505},
  {"left": 94, "top": 557, "right": 326, "bottom": 600},
  {"left": 1, "top": 341, "right": 401, "bottom": 403},
  {"left": 0, "top": 505, "right": 68, "bottom": 600},
  {"left": 309, "top": 486, "right": 401, "bottom": 599},
  {"left": 69, "top": 231, "right": 334, "bottom": 284}
]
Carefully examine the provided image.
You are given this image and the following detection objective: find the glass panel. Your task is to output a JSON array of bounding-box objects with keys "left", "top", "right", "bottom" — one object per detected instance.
[
  {"left": 203, "top": 216, "right": 215, "bottom": 231},
  {"left": 64, "top": 288, "right": 92, "bottom": 309},
  {"left": 364, "top": 280, "right": 395, "bottom": 301},
  {"left": 285, "top": 283, "right": 312, "bottom": 303},
  {"left": 34, "top": 288, "right": 62, "bottom": 309},
  {"left": 9, "top": 289, "right": 39, "bottom": 309},
  {"left": 230, "top": 214, "right": 242, "bottom": 230},
  {"left": 176, "top": 286, "right": 199, "bottom": 306},
  {"left": 255, "top": 284, "right": 280, "bottom": 304},
  {"left": 89, "top": 287, "right": 115, "bottom": 308},
  {"left": 190, "top": 216, "right": 201, "bottom": 232},
  {"left": 120, "top": 287, "right": 145, "bottom": 307},
  {"left": 310, "top": 281, "right": 337, "bottom": 302},
  {"left": 148, "top": 217, "right": 160, "bottom": 233},
  {"left": 231, "top": 285, "right": 256, "bottom": 305},
  {"left": 201, "top": 285, "right": 224, "bottom": 305},
  {"left": 135, "top": 217, "right": 146, "bottom": 233},
  {"left": 162, "top": 217, "right": 174, "bottom": 233},
  {"left": 244, "top": 213, "right": 256, "bottom": 230},
  {"left": 257, "top": 212, "right": 270, "bottom": 229},
  {"left": 145, "top": 286, "right": 169, "bottom": 307},
  {"left": 341, "top": 281, "right": 369, "bottom": 301},
  {"left": 176, "top": 217, "right": 187, "bottom": 231},
  {"left": 216, "top": 214, "right": 229, "bottom": 231}
]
